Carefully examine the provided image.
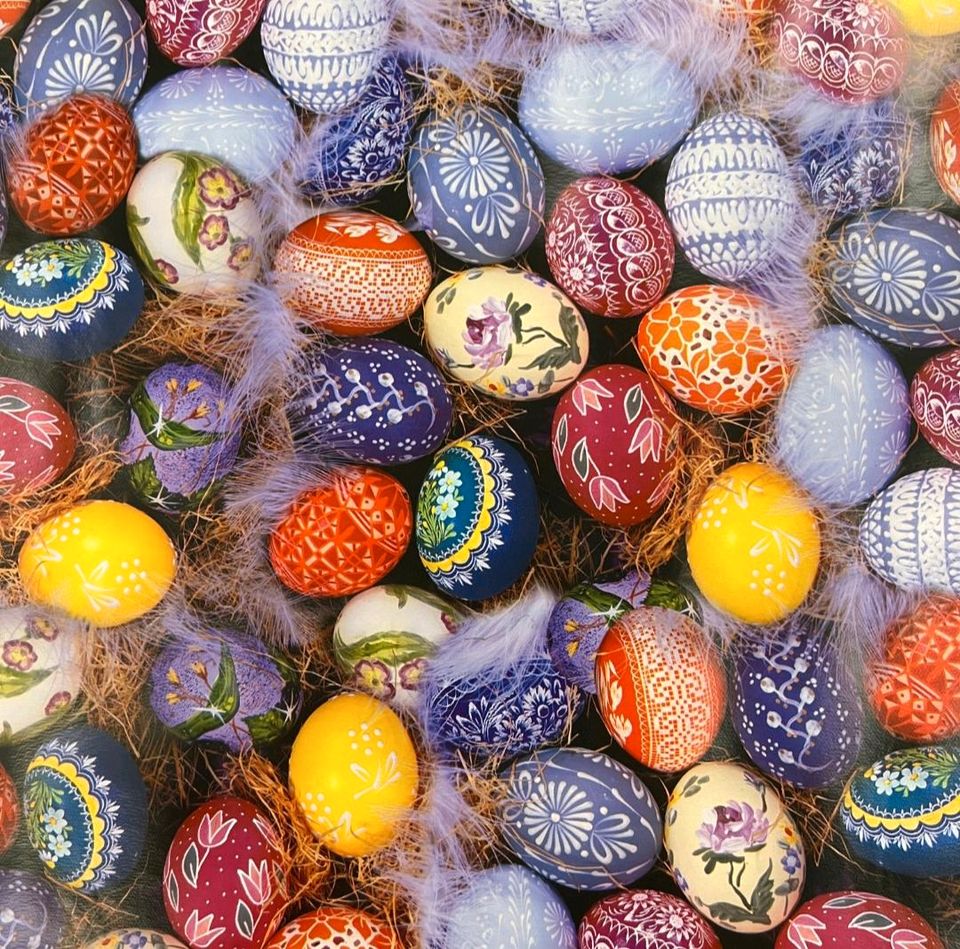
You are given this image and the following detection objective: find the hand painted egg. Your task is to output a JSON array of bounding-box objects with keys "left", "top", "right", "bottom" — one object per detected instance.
[
  {"left": 0, "top": 1, "right": 28, "bottom": 37},
  {"left": 687, "top": 462, "right": 821, "bottom": 624},
  {"left": 552, "top": 364, "right": 680, "bottom": 527},
  {"left": 408, "top": 106, "right": 545, "bottom": 264},
  {"left": 666, "top": 113, "right": 799, "bottom": 283},
  {"left": 519, "top": 41, "right": 698, "bottom": 174},
  {"left": 0, "top": 239, "right": 145, "bottom": 361},
  {"left": 911, "top": 347, "right": 960, "bottom": 464},
  {"left": 775, "top": 325, "right": 910, "bottom": 506},
  {"left": 840, "top": 744, "right": 960, "bottom": 877},
  {"left": 547, "top": 570, "right": 650, "bottom": 693},
  {"left": 273, "top": 210, "right": 432, "bottom": 335},
  {"left": 443, "top": 865, "right": 576, "bottom": 949},
  {"left": 127, "top": 152, "right": 259, "bottom": 296},
  {"left": 416, "top": 435, "right": 539, "bottom": 601},
  {"left": 261, "top": 0, "right": 390, "bottom": 114},
  {"left": 579, "top": 890, "right": 722, "bottom": 949},
  {"left": 637, "top": 285, "right": 791, "bottom": 415},
  {"left": 270, "top": 468, "right": 411, "bottom": 598},
  {"left": 0, "top": 764, "right": 18, "bottom": 852},
  {"left": 869, "top": 595, "right": 960, "bottom": 742},
  {"left": 0, "top": 870, "right": 66, "bottom": 948},
  {"left": 147, "top": 0, "right": 268, "bottom": 67},
  {"left": 732, "top": 620, "right": 862, "bottom": 788},
  {"left": 776, "top": 891, "right": 945, "bottom": 949},
  {"left": 506, "top": 0, "right": 635, "bottom": 33},
  {"left": 829, "top": 208, "right": 960, "bottom": 348},
  {"left": 84, "top": 932, "right": 187, "bottom": 948},
  {"left": 596, "top": 606, "right": 726, "bottom": 772},
  {"left": 500, "top": 747, "right": 662, "bottom": 890},
  {"left": 332, "top": 584, "right": 463, "bottom": 710},
  {"left": 267, "top": 907, "right": 400, "bottom": 948},
  {"left": 14, "top": 0, "right": 148, "bottom": 117},
  {"left": 665, "top": 762, "right": 806, "bottom": 932},
  {"left": 19, "top": 499, "right": 177, "bottom": 627},
  {"left": 932, "top": 79, "right": 960, "bottom": 204},
  {"left": 545, "top": 176, "right": 674, "bottom": 318},
  {"left": 149, "top": 627, "right": 301, "bottom": 752},
  {"left": 860, "top": 468, "right": 960, "bottom": 593},
  {"left": 133, "top": 66, "right": 298, "bottom": 183},
  {"left": 0, "top": 377, "right": 76, "bottom": 495},
  {"left": 289, "top": 693, "right": 419, "bottom": 858},
  {"left": 0, "top": 607, "right": 81, "bottom": 742},
  {"left": 163, "top": 795, "right": 286, "bottom": 947},
  {"left": 424, "top": 267, "right": 587, "bottom": 401},
  {"left": 24, "top": 726, "right": 147, "bottom": 891},
  {"left": 889, "top": 0, "right": 960, "bottom": 33}
]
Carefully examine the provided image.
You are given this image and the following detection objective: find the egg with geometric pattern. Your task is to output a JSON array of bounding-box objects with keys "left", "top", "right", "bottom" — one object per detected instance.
[
  {"left": 911, "top": 347, "right": 960, "bottom": 465},
  {"left": 266, "top": 906, "right": 400, "bottom": 948}
]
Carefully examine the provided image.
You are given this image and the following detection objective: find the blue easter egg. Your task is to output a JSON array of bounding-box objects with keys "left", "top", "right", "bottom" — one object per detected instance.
[
  {"left": 841, "top": 744, "right": 960, "bottom": 877},
  {"left": 775, "top": 325, "right": 911, "bottom": 507},
  {"left": 732, "top": 620, "right": 862, "bottom": 789},
  {"left": 500, "top": 746, "right": 663, "bottom": 891},
  {"left": 408, "top": 106, "right": 545, "bottom": 264},
  {"left": 416, "top": 435, "right": 540, "bottom": 600},
  {"left": 830, "top": 208, "right": 960, "bottom": 347},
  {"left": 0, "top": 870, "right": 66, "bottom": 948},
  {"left": 15, "top": 0, "right": 148, "bottom": 117},
  {"left": 0, "top": 239, "right": 145, "bottom": 361},
  {"left": 506, "top": 0, "right": 635, "bottom": 34},
  {"left": 289, "top": 339, "right": 453, "bottom": 465},
  {"left": 519, "top": 41, "right": 698, "bottom": 174},
  {"left": 666, "top": 112, "right": 800, "bottom": 283},
  {"left": 133, "top": 66, "right": 298, "bottom": 183}
]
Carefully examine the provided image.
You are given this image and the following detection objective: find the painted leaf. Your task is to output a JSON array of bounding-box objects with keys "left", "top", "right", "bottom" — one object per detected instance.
[
  {"left": 126, "top": 205, "right": 168, "bottom": 285},
  {"left": 0, "top": 665, "right": 52, "bottom": 698},
  {"left": 784, "top": 913, "right": 827, "bottom": 949},
  {"left": 823, "top": 896, "right": 866, "bottom": 909},
  {"left": 850, "top": 912, "right": 896, "bottom": 932},
  {"left": 892, "top": 928, "right": 933, "bottom": 949},
  {"left": 571, "top": 437, "right": 592, "bottom": 482},
  {"left": 172, "top": 155, "right": 208, "bottom": 265},
  {"left": 623, "top": 384, "right": 647, "bottom": 423},
  {"left": 24, "top": 410, "right": 60, "bottom": 449},
  {"left": 166, "top": 870, "right": 180, "bottom": 913},
  {"left": 181, "top": 841, "right": 200, "bottom": 888},
  {"left": 0, "top": 395, "right": 28, "bottom": 414},
  {"left": 235, "top": 899, "right": 255, "bottom": 939},
  {"left": 555, "top": 413, "right": 568, "bottom": 456},
  {"left": 628, "top": 416, "right": 663, "bottom": 463},
  {"left": 172, "top": 642, "right": 240, "bottom": 743},
  {"left": 130, "top": 382, "right": 222, "bottom": 451}
]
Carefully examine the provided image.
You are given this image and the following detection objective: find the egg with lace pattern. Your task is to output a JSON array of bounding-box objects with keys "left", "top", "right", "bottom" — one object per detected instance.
[
  {"left": 266, "top": 906, "right": 400, "bottom": 948},
  {"left": 911, "top": 347, "right": 960, "bottom": 465},
  {"left": 579, "top": 890, "right": 722, "bottom": 949},
  {"left": 146, "top": 0, "right": 268, "bottom": 67}
]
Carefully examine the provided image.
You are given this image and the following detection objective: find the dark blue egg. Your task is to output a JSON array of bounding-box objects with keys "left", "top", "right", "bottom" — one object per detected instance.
[{"left": 0, "top": 870, "right": 66, "bottom": 948}]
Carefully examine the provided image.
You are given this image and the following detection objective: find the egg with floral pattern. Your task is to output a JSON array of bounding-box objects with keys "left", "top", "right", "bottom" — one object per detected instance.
[
  {"left": 146, "top": 0, "right": 268, "bottom": 67},
  {"left": 84, "top": 931, "right": 187, "bottom": 948},
  {"left": 932, "top": 79, "right": 960, "bottom": 204},
  {"left": 0, "top": 2, "right": 28, "bottom": 37},
  {"left": 911, "top": 347, "right": 960, "bottom": 465},
  {"left": 579, "top": 890, "right": 722, "bottom": 949},
  {"left": 0, "top": 763, "right": 17, "bottom": 852},
  {"left": 0, "top": 870, "right": 66, "bottom": 948},
  {"left": 267, "top": 906, "right": 400, "bottom": 948}
]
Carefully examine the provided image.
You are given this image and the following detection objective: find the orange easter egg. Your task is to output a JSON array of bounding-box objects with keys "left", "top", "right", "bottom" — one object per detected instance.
[
  {"left": 267, "top": 906, "right": 400, "bottom": 948},
  {"left": 932, "top": 80, "right": 960, "bottom": 205},
  {"left": 0, "top": 0, "right": 27, "bottom": 37}
]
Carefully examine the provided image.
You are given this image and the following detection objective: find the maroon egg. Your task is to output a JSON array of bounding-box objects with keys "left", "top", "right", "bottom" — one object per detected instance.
[
  {"left": 147, "top": 0, "right": 269, "bottom": 67},
  {"left": 545, "top": 176, "right": 674, "bottom": 318},
  {"left": 0, "top": 377, "right": 76, "bottom": 495},
  {"left": 911, "top": 348, "right": 960, "bottom": 465},
  {"left": 770, "top": 0, "right": 907, "bottom": 104}
]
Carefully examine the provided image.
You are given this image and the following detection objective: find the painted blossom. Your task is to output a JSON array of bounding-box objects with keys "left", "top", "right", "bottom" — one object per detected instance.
[
  {"left": 462, "top": 297, "right": 513, "bottom": 370},
  {"left": 696, "top": 801, "right": 770, "bottom": 854}
]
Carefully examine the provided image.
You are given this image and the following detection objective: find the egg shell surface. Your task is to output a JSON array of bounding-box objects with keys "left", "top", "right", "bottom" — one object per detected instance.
[
  {"left": 266, "top": 906, "right": 400, "bottom": 947},
  {"left": 0, "top": 1, "right": 28, "bottom": 37},
  {"left": 911, "top": 347, "right": 960, "bottom": 465},
  {"left": 0, "top": 764, "right": 18, "bottom": 853},
  {"left": 84, "top": 931, "right": 187, "bottom": 948},
  {"left": 146, "top": 0, "right": 268, "bottom": 67},
  {"left": 0, "top": 870, "right": 66, "bottom": 948}
]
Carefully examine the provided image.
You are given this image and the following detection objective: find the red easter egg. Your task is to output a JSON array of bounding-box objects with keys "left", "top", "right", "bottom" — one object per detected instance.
[
  {"left": 770, "top": 0, "right": 907, "bottom": 103},
  {"left": 8, "top": 94, "right": 137, "bottom": 236},
  {"left": 0, "top": 377, "right": 76, "bottom": 495},
  {"left": 551, "top": 364, "right": 680, "bottom": 527},
  {"left": 545, "top": 176, "right": 674, "bottom": 318},
  {"left": 267, "top": 907, "right": 400, "bottom": 948},
  {"left": 0, "top": 763, "right": 18, "bottom": 854},
  {"left": 269, "top": 468, "right": 412, "bottom": 598},
  {"left": 163, "top": 795, "right": 286, "bottom": 948},
  {"left": 147, "top": 0, "right": 269, "bottom": 67},
  {"left": 911, "top": 347, "right": 960, "bottom": 465},
  {"left": 0, "top": 0, "right": 28, "bottom": 37},
  {"left": 932, "top": 80, "right": 960, "bottom": 204}
]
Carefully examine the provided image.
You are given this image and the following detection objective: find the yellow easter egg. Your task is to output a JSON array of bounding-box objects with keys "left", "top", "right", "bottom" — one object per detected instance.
[
  {"left": 289, "top": 692, "right": 419, "bottom": 858},
  {"left": 18, "top": 500, "right": 176, "bottom": 627},
  {"left": 686, "top": 462, "right": 820, "bottom": 625},
  {"left": 888, "top": 0, "right": 960, "bottom": 34}
]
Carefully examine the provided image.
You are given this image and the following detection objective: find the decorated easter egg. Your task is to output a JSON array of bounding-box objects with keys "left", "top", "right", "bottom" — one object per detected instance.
[
  {"left": 273, "top": 210, "right": 432, "bottom": 335},
  {"left": 889, "top": 0, "right": 960, "bottom": 33},
  {"left": 545, "top": 176, "right": 674, "bottom": 318},
  {"left": 580, "top": 890, "right": 722, "bottom": 949},
  {"left": 932, "top": 80, "right": 960, "bottom": 204},
  {"left": 869, "top": 595, "right": 960, "bottom": 742},
  {"left": 840, "top": 745, "right": 960, "bottom": 877},
  {"left": 127, "top": 152, "right": 259, "bottom": 295},
  {"left": 84, "top": 932, "right": 187, "bottom": 949},
  {"left": 552, "top": 364, "right": 679, "bottom": 527},
  {"left": 912, "top": 348, "right": 960, "bottom": 464},
  {"left": 830, "top": 208, "right": 960, "bottom": 347},
  {"left": 416, "top": 435, "right": 539, "bottom": 600},
  {"left": 519, "top": 41, "right": 698, "bottom": 174},
  {"left": 270, "top": 468, "right": 411, "bottom": 598},
  {"left": 665, "top": 762, "right": 806, "bottom": 932},
  {"left": 24, "top": 727, "right": 147, "bottom": 891},
  {"left": 0, "top": 764, "right": 18, "bottom": 852},
  {"left": 444, "top": 865, "right": 576, "bottom": 949},
  {"left": 860, "top": 468, "right": 960, "bottom": 593},
  {"left": 596, "top": 607, "right": 726, "bottom": 772},
  {"left": 147, "top": 0, "right": 268, "bottom": 66},
  {"left": 500, "top": 747, "right": 662, "bottom": 890},
  {"left": 775, "top": 325, "right": 910, "bottom": 506},
  {"left": 0, "top": 377, "right": 76, "bottom": 495},
  {"left": 15, "top": 0, "right": 148, "bottom": 116},
  {"left": 666, "top": 113, "right": 799, "bottom": 283},
  {"left": 506, "top": 0, "right": 635, "bottom": 33},
  {"left": 261, "top": 0, "right": 390, "bottom": 114},
  {"left": 163, "top": 795, "right": 286, "bottom": 947},
  {"left": 0, "top": 607, "right": 81, "bottom": 742},
  {"left": 19, "top": 499, "right": 177, "bottom": 627},
  {"left": 332, "top": 585, "right": 462, "bottom": 709},
  {"left": 134, "top": 66, "right": 297, "bottom": 182},
  {"left": 289, "top": 693, "right": 419, "bottom": 858},
  {"left": 732, "top": 620, "right": 862, "bottom": 788},
  {"left": 0, "top": 1, "right": 28, "bottom": 37},
  {"left": 0, "top": 239, "right": 145, "bottom": 361},
  {"left": 149, "top": 627, "right": 301, "bottom": 752},
  {"left": 687, "top": 462, "right": 821, "bottom": 624},
  {"left": 0, "top": 870, "right": 66, "bottom": 948},
  {"left": 423, "top": 267, "right": 587, "bottom": 400},
  {"left": 267, "top": 907, "right": 400, "bottom": 948},
  {"left": 637, "top": 285, "right": 790, "bottom": 415},
  {"left": 408, "top": 106, "right": 545, "bottom": 264}
]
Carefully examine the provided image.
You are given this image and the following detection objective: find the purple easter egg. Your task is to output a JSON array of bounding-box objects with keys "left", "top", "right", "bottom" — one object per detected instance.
[{"left": 911, "top": 348, "right": 960, "bottom": 465}]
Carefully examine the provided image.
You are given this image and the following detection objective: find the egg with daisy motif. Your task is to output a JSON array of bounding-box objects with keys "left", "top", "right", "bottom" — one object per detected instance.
[
  {"left": 266, "top": 906, "right": 400, "bottom": 947},
  {"left": 83, "top": 932, "right": 187, "bottom": 948},
  {"left": 0, "top": 870, "right": 66, "bottom": 948},
  {"left": 579, "top": 890, "right": 722, "bottom": 949}
]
